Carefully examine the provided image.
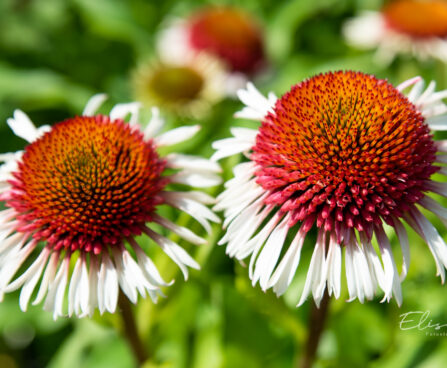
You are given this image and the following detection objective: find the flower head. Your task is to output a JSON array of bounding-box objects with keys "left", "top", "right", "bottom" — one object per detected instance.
[
  {"left": 0, "top": 95, "right": 221, "bottom": 319},
  {"left": 133, "top": 54, "right": 226, "bottom": 118},
  {"left": 212, "top": 71, "right": 447, "bottom": 307},
  {"left": 157, "top": 7, "right": 266, "bottom": 94},
  {"left": 343, "top": 0, "right": 447, "bottom": 65}
]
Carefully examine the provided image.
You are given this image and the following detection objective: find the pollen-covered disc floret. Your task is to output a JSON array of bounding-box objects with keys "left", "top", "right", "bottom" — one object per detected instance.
[
  {"left": 343, "top": 0, "right": 447, "bottom": 64},
  {"left": 0, "top": 96, "right": 221, "bottom": 319},
  {"left": 212, "top": 71, "right": 447, "bottom": 307},
  {"left": 254, "top": 71, "right": 437, "bottom": 236},
  {"left": 10, "top": 116, "right": 166, "bottom": 254}
]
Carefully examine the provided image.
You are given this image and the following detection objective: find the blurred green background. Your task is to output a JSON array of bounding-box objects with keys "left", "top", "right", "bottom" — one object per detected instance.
[{"left": 1, "top": 0, "right": 447, "bottom": 367}]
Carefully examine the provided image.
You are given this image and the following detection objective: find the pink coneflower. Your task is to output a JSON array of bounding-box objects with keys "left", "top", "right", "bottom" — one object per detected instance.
[
  {"left": 212, "top": 71, "right": 447, "bottom": 307},
  {"left": 157, "top": 7, "right": 266, "bottom": 94},
  {"left": 0, "top": 95, "right": 221, "bottom": 319},
  {"left": 343, "top": 0, "right": 447, "bottom": 65},
  {"left": 132, "top": 53, "right": 226, "bottom": 118}
]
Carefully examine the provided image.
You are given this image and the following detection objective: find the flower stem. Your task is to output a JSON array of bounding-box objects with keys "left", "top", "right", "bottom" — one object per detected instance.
[
  {"left": 299, "top": 291, "right": 330, "bottom": 368},
  {"left": 119, "top": 292, "right": 149, "bottom": 366}
]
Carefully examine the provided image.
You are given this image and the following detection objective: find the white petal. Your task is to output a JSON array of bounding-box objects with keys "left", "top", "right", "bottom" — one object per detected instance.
[
  {"left": 152, "top": 213, "right": 206, "bottom": 245},
  {"left": 396, "top": 76, "right": 422, "bottom": 92},
  {"left": 407, "top": 79, "right": 425, "bottom": 103},
  {"left": 144, "top": 227, "right": 199, "bottom": 280},
  {"left": 100, "top": 253, "right": 119, "bottom": 313},
  {"left": 411, "top": 207, "right": 447, "bottom": 283},
  {"left": 44, "top": 256, "right": 70, "bottom": 320},
  {"left": 15, "top": 248, "right": 50, "bottom": 311},
  {"left": 111, "top": 247, "right": 139, "bottom": 304},
  {"left": 166, "top": 153, "right": 221, "bottom": 173},
  {"left": 161, "top": 192, "right": 220, "bottom": 233},
  {"left": 211, "top": 136, "right": 255, "bottom": 161},
  {"left": 391, "top": 217, "right": 410, "bottom": 281},
  {"left": 235, "top": 82, "right": 277, "bottom": 121},
  {"left": 33, "top": 251, "right": 60, "bottom": 305},
  {"left": 7, "top": 110, "right": 40, "bottom": 143},
  {"left": 247, "top": 214, "right": 283, "bottom": 278},
  {"left": 144, "top": 107, "right": 164, "bottom": 140},
  {"left": 129, "top": 238, "right": 172, "bottom": 287},
  {"left": 343, "top": 12, "right": 385, "bottom": 49},
  {"left": 326, "top": 233, "right": 341, "bottom": 298},
  {"left": 110, "top": 102, "right": 142, "bottom": 126},
  {"left": 82, "top": 93, "right": 107, "bottom": 116},
  {"left": 268, "top": 228, "right": 306, "bottom": 296},
  {"left": 155, "top": 125, "right": 200, "bottom": 146},
  {"left": 77, "top": 255, "right": 90, "bottom": 316},
  {"left": 253, "top": 214, "right": 290, "bottom": 291},
  {"left": 68, "top": 256, "right": 83, "bottom": 316},
  {"left": 169, "top": 171, "right": 222, "bottom": 188},
  {"left": 298, "top": 230, "right": 327, "bottom": 307},
  {"left": 426, "top": 115, "right": 447, "bottom": 130},
  {"left": 87, "top": 256, "right": 99, "bottom": 317},
  {"left": 375, "top": 226, "right": 402, "bottom": 306}
]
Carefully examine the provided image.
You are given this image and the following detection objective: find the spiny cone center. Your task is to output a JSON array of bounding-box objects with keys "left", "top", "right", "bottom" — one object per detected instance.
[
  {"left": 8, "top": 116, "right": 167, "bottom": 253},
  {"left": 383, "top": 0, "right": 447, "bottom": 38},
  {"left": 253, "top": 71, "right": 437, "bottom": 236}
]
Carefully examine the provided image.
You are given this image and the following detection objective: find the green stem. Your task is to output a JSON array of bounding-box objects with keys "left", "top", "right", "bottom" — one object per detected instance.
[
  {"left": 299, "top": 292, "right": 330, "bottom": 368},
  {"left": 119, "top": 292, "right": 149, "bottom": 366}
]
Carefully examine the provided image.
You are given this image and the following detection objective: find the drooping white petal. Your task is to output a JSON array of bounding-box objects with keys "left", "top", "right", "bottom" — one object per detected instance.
[
  {"left": 246, "top": 214, "right": 283, "bottom": 279},
  {"left": 76, "top": 255, "right": 90, "bottom": 316},
  {"left": 391, "top": 217, "right": 410, "bottom": 281},
  {"left": 268, "top": 228, "right": 306, "bottom": 296},
  {"left": 0, "top": 239, "right": 37, "bottom": 293},
  {"left": 87, "top": 256, "right": 99, "bottom": 317},
  {"left": 33, "top": 251, "right": 60, "bottom": 305},
  {"left": 411, "top": 207, "right": 447, "bottom": 283},
  {"left": 128, "top": 238, "right": 172, "bottom": 287},
  {"left": 253, "top": 214, "right": 291, "bottom": 291},
  {"left": 14, "top": 248, "right": 50, "bottom": 312},
  {"left": 99, "top": 252, "right": 119, "bottom": 314},
  {"left": 68, "top": 255, "right": 83, "bottom": 317},
  {"left": 298, "top": 230, "right": 327, "bottom": 307},
  {"left": 44, "top": 255, "right": 70, "bottom": 320},
  {"left": 375, "top": 226, "right": 402, "bottom": 306},
  {"left": 144, "top": 227, "right": 199, "bottom": 280},
  {"left": 111, "top": 247, "right": 140, "bottom": 304},
  {"left": 161, "top": 192, "right": 220, "bottom": 233},
  {"left": 326, "top": 233, "right": 341, "bottom": 298},
  {"left": 152, "top": 213, "right": 206, "bottom": 246},
  {"left": 344, "top": 239, "right": 358, "bottom": 302}
]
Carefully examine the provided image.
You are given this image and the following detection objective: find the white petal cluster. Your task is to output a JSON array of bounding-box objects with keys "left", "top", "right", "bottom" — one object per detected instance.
[
  {"left": 0, "top": 95, "right": 220, "bottom": 319},
  {"left": 213, "top": 80, "right": 447, "bottom": 307}
]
